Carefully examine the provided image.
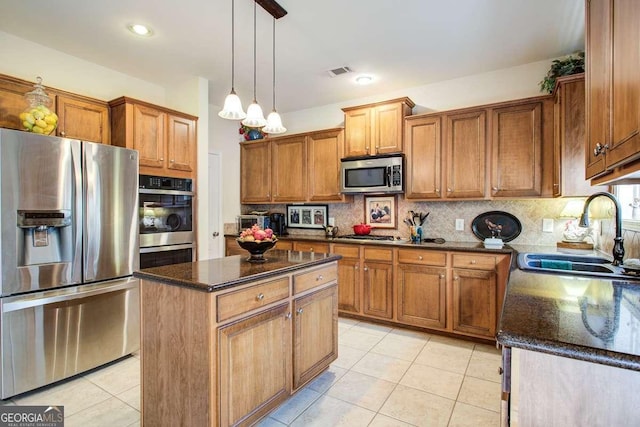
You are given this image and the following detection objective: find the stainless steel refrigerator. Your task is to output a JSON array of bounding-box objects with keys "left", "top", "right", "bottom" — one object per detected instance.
[{"left": 0, "top": 128, "right": 140, "bottom": 399}]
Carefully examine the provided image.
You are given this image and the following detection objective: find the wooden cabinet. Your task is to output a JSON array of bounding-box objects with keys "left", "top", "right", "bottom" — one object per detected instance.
[
  {"left": 397, "top": 249, "right": 447, "bottom": 329},
  {"left": 240, "top": 128, "right": 346, "bottom": 204},
  {"left": 225, "top": 236, "right": 292, "bottom": 256},
  {"left": 331, "top": 244, "right": 361, "bottom": 314},
  {"left": 585, "top": 0, "right": 640, "bottom": 181},
  {"left": 362, "top": 247, "right": 394, "bottom": 319},
  {"left": 0, "top": 74, "right": 110, "bottom": 144},
  {"left": 445, "top": 110, "right": 487, "bottom": 199},
  {"left": 292, "top": 241, "right": 330, "bottom": 254},
  {"left": 490, "top": 100, "right": 545, "bottom": 198},
  {"left": 552, "top": 74, "right": 606, "bottom": 196},
  {"left": 271, "top": 135, "right": 307, "bottom": 202},
  {"left": 405, "top": 115, "right": 442, "bottom": 199},
  {"left": 292, "top": 285, "right": 338, "bottom": 390},
  {"left": 218, "top": 303, "right": 292, "bottom": 426},
  {"left": 342, "top": 97, "right": 414, "bottom": 157},
  {"left": 109, "top": 97, "right": 197, "bottom": 179}
]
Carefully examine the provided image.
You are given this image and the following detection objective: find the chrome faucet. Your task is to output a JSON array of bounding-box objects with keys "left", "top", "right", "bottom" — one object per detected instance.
[{"left": 579, "top": 192, "right": 624, "bottom": 266}]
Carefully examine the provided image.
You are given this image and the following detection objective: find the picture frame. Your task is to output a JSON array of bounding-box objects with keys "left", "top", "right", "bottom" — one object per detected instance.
[
  {"left": 364, "top": 195, "right": 397, "bottom": 229},
  {"left": 286, "top": 204, "right": 328, "bottom": 229}
]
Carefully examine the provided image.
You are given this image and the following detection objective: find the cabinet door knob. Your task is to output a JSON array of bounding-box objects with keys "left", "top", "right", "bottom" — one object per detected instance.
[
  {"left": 363, "top": 266, "right": 369, "bottom": 271},
  {"left": 470, "top": 260, "right": 476, "bottom": 264},
  {"left": 354, "top": 265, "right": 359, "bottom": 270},
  {"left": 440, "top": 274, "right": 445, "bottom": 279},
  {"left": 60, "top": 131, "right": 65, "bottom": 136},
  {"left": 454, "top": 276, "right": 459, "bottom": 281},
  {"left": 256, "top": 293, "right": 265, "bottom": 301},
  {"left": 418, "top": 256, "right": 423, "bottom": 260},
  {"left": 594, "top": 143, "right": 609, "bottom": 156},
  {"left": 310, "top": 248, "right": 314, "bottom": 252},
  {"left": 170, "top": 159, "right": 175, "bottom": 163},
  {"left": 285, "top": 312, "right": 292, "bottom": 320},
  {"left": 316, "top": 274, "right": 323, "bottom": 281},
  {"left": 492, "top": 187, "right": 498, "bottom": 191},
  {"left": 498, "top": 367, "right": 504, "bottom": 375},
  {"left": 447, "top": 188, "right": 452, "bottom": 192},
  {"left": 160, "top": 157, "right": 164, "bottom": 161},
  {"left": 296, "top": 308, "right": 304, "bottom": 315}
]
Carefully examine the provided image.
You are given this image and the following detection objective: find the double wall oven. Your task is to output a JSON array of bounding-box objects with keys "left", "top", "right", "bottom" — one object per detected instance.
[{"left": 139, "top": 175, "right": 195, "bottom": 268}]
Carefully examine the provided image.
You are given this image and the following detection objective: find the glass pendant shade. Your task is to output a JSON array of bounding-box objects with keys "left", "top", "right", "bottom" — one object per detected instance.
[
  {"left": 219, "top": 89, "right": 246, "bottom": 120},
  {"left": 263, "top": 110, "right": 286, "bottom": 134},
  {"left": 242, "top": 101, "right": 267, "bottom": 128}
]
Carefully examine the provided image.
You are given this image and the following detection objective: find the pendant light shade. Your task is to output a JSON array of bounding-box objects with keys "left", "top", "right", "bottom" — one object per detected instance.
[
  {"left": 242, "top": 2, "right": 267, "bottom": 128},
  {"left": 262, "top": 17, "right": 286, "bottom": 134},
  {"left": 218, "top": 0, "right": 246, "bottom": 120}
]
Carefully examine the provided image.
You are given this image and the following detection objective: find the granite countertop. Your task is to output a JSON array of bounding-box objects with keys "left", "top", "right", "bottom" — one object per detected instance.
[
  {"left": 497, "top": 267, "right": 640, "bottom": 371},
  {"left": 134, "top": 249, "right": 342, "bottom": 293}
]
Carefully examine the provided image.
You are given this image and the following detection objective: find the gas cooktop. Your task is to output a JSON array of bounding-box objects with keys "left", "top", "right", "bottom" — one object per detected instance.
[{"left": 338, "top": 235, "right": 400, "bottom": 241}]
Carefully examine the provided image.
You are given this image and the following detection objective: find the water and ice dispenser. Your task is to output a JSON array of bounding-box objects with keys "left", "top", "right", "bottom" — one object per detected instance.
[{"left": 17, "top": 210, "right": 73, "bottom": 266}]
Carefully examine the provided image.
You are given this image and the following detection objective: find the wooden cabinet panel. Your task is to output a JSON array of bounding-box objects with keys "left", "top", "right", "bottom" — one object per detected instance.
[
  {"left": 375, "top": 102, "right": 405, "bottom": 154},
  {"left": 452, "top": 253, "right": 497, "bottom": 270},
  {"left": 397, "top": 248, "right": 446, "bottom": 266},
  {"left": 292, "top": 286, "right": 338, "bottom": 390},
  {"left": 405, "top": 115, "right": 442, "bottom": 199},
  {"left": 397, "top": 264, "right": 447, "bottom": 329},
  {"left": 452, "top": 268, "right": 497, "bottom": 338},
  {"left": 307, "top": 129, "right": 345, "bottom": 202},
  {"left": 445, "top": 110, "right": 486, "bottom": 199},
  {"left": 240, "top": 140, "right": 271, "bottom": 203},
  {"left": 218, "top": 303, "right": 292, "bottom": 426},
  {"left": 336, "top": 257, "right": 360, "bottom": 314},
  {"left": 133, "top": 103, "right": 165, "bottom": 168},
  {"left": 292, "top": 241, "right": 330, "bottom": 254},
  {"left": 272, "top": 135, "right": 307, "bottom": 202},
  {"left": 363, "top": 261, "right": 393, "bottom": 319},
  {"left": 56, "top": 95, "right": 109, "bottom": 144},
  {"left": 293, "top": 264, "right": 337, "bottom": 294},
  {"left": 167, "top": 114, "right": 196, "bottom": 172},
  {"left": 490, "top": 101, "right": 542, "bottom": 197},
  {"left": 217, "top": 278, "right": 290, "bottom": 322},
  {"left": 344, "top": 107, "right": 371, "bottom": 157},
  {"left": 0, "top": 77, "right": 32, "bottom": 131}
]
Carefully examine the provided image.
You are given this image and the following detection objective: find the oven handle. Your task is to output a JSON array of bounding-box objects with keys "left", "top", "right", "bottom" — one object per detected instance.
[
  {"left": 139, "top": 188, "right": 194, "bottom": 196},
  {"left": 140, "top": 243, "right": 194, "bottom": 254}
]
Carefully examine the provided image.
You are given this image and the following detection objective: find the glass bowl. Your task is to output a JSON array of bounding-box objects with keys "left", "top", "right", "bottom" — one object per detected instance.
[{"left": 236, "top": 239, "right": 277, "bottom": 262}]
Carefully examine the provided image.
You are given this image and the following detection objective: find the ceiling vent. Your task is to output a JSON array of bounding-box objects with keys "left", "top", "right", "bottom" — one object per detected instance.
[{"left": 327, "top": 66, "right": 353, "bottom": 78}]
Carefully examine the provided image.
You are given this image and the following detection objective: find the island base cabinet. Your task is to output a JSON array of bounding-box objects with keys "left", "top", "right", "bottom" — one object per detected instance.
[
  {"left": 219, "top": 303, "right": 292, "bottom": 427},
  {"left": 293, "top": 286, "right": 338, "bottom": 390},
  {"left": 509, "top": 348, "right": 640, "bottom": 426}
]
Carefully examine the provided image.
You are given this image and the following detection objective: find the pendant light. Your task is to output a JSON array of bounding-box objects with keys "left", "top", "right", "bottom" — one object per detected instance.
[
  {"left": 218, "top": 0, "right": 246, "bottom": 120},
  {"left": 262, "top": 16, "right": 286, "bottom": 134},
  {"left": 242, "top": 1, "right": 267, "bottom": 128}
]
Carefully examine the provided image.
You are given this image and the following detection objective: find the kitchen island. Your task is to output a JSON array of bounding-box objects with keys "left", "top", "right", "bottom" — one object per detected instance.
[
  {"left": 134, "top": 249, "right": 341, "bottom": 427},
  {"left": 497, "top": 268, "right": 640, "bottom": 426}
]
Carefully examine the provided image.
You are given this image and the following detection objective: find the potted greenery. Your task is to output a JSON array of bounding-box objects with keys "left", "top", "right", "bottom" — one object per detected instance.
[{"left": 539, "top": 51, "right": 585, "bottom": 93}]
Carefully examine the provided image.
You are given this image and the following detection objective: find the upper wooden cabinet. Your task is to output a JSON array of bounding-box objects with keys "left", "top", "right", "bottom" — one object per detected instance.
[
  {"left": 405, "top": 115, "right": 442, "bottom": 199},
  {"left": 445, "top": 110, "right": 487, "bottom": 199},
  {"left": 240, "top": 128, "right": 348, "bottom": 204},
  {"left": 0, "top": 74, "right": 110, "bottom": 144},
  {"left": 553, "top": 74, "right": 607, "bottom": 196},
  {"left": 342, "top": 97, "right": 414, "bottom": 157},
  {"left": 585, "top": 0, "right": 640, "bottom": 181},
  {"left": 490, "top": 100, "right": 545, "bottom": 198},
  {"left": 109, "top": 97, "right": 197, "bottom": 179}
]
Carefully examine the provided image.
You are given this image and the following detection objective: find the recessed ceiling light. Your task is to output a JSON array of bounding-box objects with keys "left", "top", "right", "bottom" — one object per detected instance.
[
  {"left": 355, "top": 75, "right": 374, "bottom": 85},
  {"left": 127, "top": 24, "right": 153, "bottom": 37}
]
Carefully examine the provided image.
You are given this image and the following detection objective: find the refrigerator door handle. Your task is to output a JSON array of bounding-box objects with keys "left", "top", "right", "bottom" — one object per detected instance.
[{"left": 2, "top": 279, "right": 139, "bottom": 313}]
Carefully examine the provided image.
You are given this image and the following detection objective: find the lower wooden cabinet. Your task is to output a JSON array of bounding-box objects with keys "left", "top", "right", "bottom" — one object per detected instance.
[
  {"left": 292, "top": 286, "right": 338, "bottom": 389},
  {"left": 363, "top": 260, "right": 394, "bottom": 319},
  {"left": 397, "top": 263, "right": 447, "bottom": 329},
  {"left": 451, "top": 268, "right": 497, "bottom": 337},
  {"left": 332, "top": 244, "right": 361, "bottom": 314},
  {"left": 218, "top": 303, "right": 292, "bottom": 426}
]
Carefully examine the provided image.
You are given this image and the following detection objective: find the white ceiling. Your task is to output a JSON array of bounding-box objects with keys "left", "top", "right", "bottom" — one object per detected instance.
[{"left": 0, "top": 0, "right": 585, "bottom": 113}]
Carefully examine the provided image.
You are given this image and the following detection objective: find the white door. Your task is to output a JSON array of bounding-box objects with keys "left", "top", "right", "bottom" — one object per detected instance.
[{"left": 208, "top": 152, "right": 223, "bottom": 259}]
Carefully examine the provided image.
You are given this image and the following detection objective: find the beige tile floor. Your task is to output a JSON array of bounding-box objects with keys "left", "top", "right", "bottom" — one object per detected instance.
[{"left": 0, "top": 317, "right": 502, "bottom": 426}]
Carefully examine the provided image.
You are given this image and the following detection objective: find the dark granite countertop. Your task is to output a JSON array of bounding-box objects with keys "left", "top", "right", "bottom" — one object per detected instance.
[
  {"left": 497, "top": 268, "right": 640, "bottom": 371},
  {"left": 134, "top": 250, "right": 342, "bottom": 293}
]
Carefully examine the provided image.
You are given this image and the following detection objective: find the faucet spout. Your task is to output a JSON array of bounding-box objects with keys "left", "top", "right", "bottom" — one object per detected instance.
[{"left": 579, "top": 192, "right": 624, "bottom": 266}]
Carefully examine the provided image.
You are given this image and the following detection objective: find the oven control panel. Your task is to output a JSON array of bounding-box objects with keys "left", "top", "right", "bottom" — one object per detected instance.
[{"left": 139, "top": 175, "right": 192, "bottom": 191}]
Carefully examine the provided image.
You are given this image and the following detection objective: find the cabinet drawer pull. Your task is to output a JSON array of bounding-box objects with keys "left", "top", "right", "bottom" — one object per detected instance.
[
  {"left": 492, "top": 187, "right": 498, "bottom": 191},
  {"left": 160, "top": 157, "right": 164, "bottom": 161},
  {"left": 310, "top": 248, "right": 314, "bottom": 252},
  {"left": 470, "top": 260, "right": 476, "bottom": 264},
  {"left": 498, "top": 367, "right": 504, "bottom": 375},
  {"left": 418, "top": 255, "right": 423, "bottom": 260},
  {"left": 296, "top": 308, "right": 304, "bottom": 315},
  {"left": 256, "top": 293, "right": 264, "bottom": 301},
  {"left": 316, "top": 274, "right": 323, "bottom": 281},
  {"left": 170, "top": 159, "right": 175, "bottom": 163}
]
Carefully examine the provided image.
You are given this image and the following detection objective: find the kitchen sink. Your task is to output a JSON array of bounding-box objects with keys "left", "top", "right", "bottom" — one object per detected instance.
[{"left": 517, "top": 253, "right": 639, "bottom": 280}]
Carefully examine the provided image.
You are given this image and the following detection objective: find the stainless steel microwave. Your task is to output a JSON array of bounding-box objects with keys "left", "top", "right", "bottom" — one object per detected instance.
[{"left": 340, "top": 154, "right": 404, "bottom": 194}]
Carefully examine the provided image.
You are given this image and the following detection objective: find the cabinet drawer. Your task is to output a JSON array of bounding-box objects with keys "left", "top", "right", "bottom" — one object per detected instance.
[
  {"left": 452, "top": 253, "right": 496, "bottom": 270},
  {"left": 276, "top": 240, "right": 293, "bottom": 251},
  {"left": 363, "top": 247, "right": 393, "bottom": 262},
  {"left": 294, "top": 264, "right": 338, "bottom": 295},
  {"left": 397, "top": 249, "right": 446, "bottom": 266},
  {"left": 217, "top": 277, "right": 290, "bottom": 322},
  {"left": 331, "top": 244, "right": 360, "bottom": 258},
  {"left": 293, "top": 241, "right": 330, "bottom": 253}
]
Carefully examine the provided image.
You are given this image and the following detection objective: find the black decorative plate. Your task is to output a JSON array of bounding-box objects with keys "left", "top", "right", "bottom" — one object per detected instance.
[{"left": 471, "top": 211, "right": 522, "bottom": 242}]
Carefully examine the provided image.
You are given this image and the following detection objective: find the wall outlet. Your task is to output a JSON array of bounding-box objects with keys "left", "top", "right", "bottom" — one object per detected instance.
[
  {"left": 455, "top": 218, "right": 464, "bottom": 231},
  {"left": 542, "top": 218, "right": 554, "bottom": 232},
  {"left": 328, "top": 217, "right": 335, "bottom": 226}
]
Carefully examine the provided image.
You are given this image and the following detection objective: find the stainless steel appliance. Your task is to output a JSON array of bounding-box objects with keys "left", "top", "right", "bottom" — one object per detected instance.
[
  {"left": 340, "top": 153, "right": 404, "bottom": 194},
  {"left": 236, "top": 214, "right": 270, "bottom": 233},
  {"left": 0, "top": 128, "right": 140, "bottom": 399},
  {"left": 269, "top": 213, "right": 287, "bottom": 236},
  {"left": 139, "top": 175, "right": 194, "bottom": 268}
]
